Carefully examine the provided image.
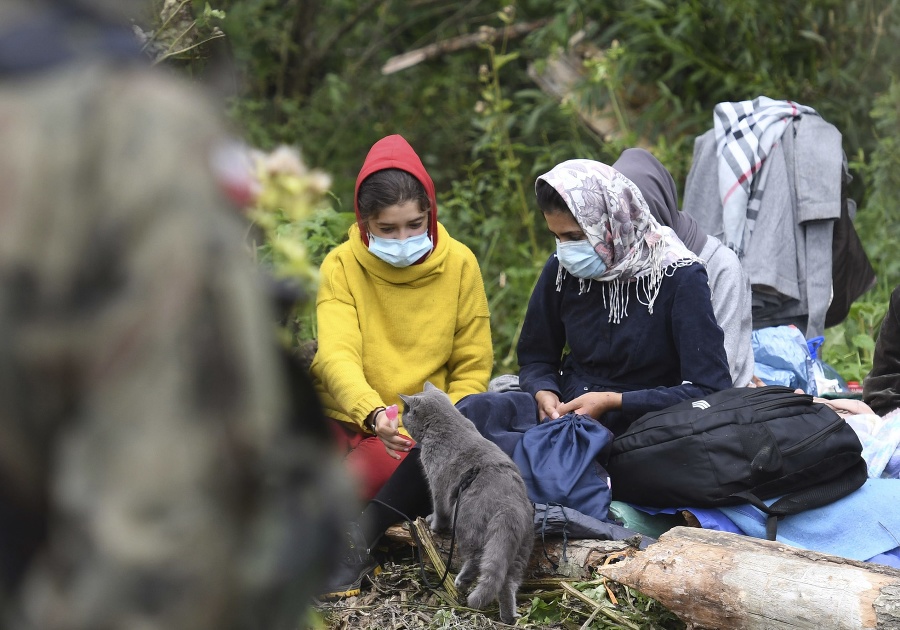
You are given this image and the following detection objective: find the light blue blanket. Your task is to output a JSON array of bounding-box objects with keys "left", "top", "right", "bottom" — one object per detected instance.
[
  {"left": 715, "top": 478, "right": 900, "bottom": 561},
  {"left": 625, "top": 479, "right": 900, "bottom": 566}
]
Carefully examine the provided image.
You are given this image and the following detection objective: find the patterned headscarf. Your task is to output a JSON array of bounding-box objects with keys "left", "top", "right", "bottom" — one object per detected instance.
[{"left": 536, "top": 159, "right": 700, "bottom": 322}]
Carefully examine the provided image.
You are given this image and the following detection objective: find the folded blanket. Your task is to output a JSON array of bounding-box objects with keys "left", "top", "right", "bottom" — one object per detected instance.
[
  {"left": 623, "top": 479, "right": 900, "bottom": 566},
  {"left": 716, "top": 478, "right": 900, "bottom": 561},
  {"left": 847, "top": 408, "right": 900, "bottom": 478}
]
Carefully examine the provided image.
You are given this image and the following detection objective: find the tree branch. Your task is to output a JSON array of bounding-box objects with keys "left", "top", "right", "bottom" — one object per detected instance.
[
  {"left": 319, "top": 0, "right": 385, "bottom": 55},
  {"left": 381, "top": 18, "right": 550, "bottom": 75}
]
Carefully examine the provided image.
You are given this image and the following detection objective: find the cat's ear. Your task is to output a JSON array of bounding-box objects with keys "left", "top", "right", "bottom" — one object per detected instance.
[
  {"left": 398, "top": 393, "right": 413, "bottom": 408},
  {"left": 423, "top": 381, "right": 438, "bottom": 392}
]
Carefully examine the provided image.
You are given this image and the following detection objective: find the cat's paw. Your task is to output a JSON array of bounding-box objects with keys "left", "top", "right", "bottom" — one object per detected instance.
[
  {"left": 499, "top": 610, "right": 521, "bottom": 625},
  {"left": 426, "top": 513, "right": 449, "bottom": 532},
  {"left": 454, "top": 572, "right": 475, "bottom": 590}
]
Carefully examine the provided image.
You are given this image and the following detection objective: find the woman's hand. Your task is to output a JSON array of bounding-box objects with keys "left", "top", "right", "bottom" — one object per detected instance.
[
  {"left": 374, "top": 408, "right": 413, "bottom": 460},
  {"left": 557, "top": 391, "right": 623, "bottom": 421},
  {"left": 535, "top": 390, "right": 562, "bottom": 421},
  {"left": 813, "top": 397, "right": 874, "bottom": 417}
]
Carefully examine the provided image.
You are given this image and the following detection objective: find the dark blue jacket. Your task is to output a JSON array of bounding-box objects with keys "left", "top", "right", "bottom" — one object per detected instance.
[{"left": 517, "top": 255, "right": 732, "bottom": 435}]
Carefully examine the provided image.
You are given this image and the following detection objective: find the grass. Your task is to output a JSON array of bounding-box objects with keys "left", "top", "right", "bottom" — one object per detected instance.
[{"left": 310, "top": 546, "right": 684, "bottom": 630}]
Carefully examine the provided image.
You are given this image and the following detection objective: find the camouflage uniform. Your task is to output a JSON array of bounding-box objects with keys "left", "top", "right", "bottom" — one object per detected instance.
[{"left": 0, "top": 11, "right": 350, "bottom": 630}]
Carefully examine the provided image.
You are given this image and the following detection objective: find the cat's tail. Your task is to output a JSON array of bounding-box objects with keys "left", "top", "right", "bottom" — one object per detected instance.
[{"left": 466, "top": 510, "right": 528, "bottom": 610}]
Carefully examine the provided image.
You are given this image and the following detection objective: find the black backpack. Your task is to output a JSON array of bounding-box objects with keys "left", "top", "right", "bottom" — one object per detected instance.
[{"left": 607, "top": 386, "right": 867, "bottom": 539}]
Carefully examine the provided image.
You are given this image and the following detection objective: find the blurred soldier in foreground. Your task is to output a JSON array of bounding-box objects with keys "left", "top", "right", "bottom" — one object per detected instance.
[{"left": 0, "top": 1, "right": 350, "bottom": 628}]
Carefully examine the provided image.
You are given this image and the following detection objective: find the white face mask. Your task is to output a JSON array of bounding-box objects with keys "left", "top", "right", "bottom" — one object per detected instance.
[
  {"left": 556, "top": 239, "right": 608, "bottom": 279},
  {"left": 368, "top": 232, "right": 433, "bottom": 267}
]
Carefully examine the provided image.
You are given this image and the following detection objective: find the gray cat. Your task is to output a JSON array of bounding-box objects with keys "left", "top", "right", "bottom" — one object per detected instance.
[{"left": 399, "top": 382, "right": 534, "bottom": 624}]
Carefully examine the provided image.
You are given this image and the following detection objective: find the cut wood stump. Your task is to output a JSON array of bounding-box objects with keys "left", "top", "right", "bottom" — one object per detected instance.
[
  {"left": 598, "top": 526, "right": 900, "bottom": 630},
  {"left": 384, "top": 518, "right": 642, "bottom": 580}
]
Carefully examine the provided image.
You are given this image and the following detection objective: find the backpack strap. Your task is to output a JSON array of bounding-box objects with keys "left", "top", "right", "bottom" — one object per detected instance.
[{"left": 731, "top": 459, "right": 869, "bottom": 540}]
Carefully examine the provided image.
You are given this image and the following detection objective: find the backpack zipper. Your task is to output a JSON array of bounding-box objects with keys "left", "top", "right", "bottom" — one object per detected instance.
[
  {"left": 781, "top": 416, "right": 846, "bottom": 456},
  {"left": 619, "top": 388, "right": 808, "bottom": 438},
  {"left": 754, "top": 395, "right": 811, "bottom": 412},
  {"left": 712, "top": 387, "right": 805, "bottom": 411}
]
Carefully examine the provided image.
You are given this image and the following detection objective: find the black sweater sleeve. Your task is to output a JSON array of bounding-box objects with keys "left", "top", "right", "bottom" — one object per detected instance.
[{"left": 619, "top": 263, "right": 732, "bottom": 417}]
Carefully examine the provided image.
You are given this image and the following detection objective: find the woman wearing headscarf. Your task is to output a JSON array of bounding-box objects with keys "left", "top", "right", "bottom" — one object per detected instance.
[
  {"left": 613, "top": 148, "right": 755, "bottom": 387},
  {"left": 518, "top": 159, "right": 732, "bottom": 436}
]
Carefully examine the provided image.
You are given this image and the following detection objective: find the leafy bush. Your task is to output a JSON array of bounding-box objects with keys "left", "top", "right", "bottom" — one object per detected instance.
[
  {"left": 823, "top": 301, "right": 886, "bottom": 383},
  {"left": 852, "top": 79, "right": 900, "bottom": 286},
  {"left": 438, "top": 18, "right": 607, "bottom": 373},
  {"left": 560, "top": 0, "right": 900, "bottom": 192},
  {"left": 822, "top": 78, "right": 900, "bottom": 379},
  {"left": 248, "top": 146, "right": 348, "bottom": 342}
]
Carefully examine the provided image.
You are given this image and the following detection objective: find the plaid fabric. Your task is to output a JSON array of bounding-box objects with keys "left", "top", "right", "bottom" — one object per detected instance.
[{"left": 714, "top": 96, "right": 817, "bottom": 258}]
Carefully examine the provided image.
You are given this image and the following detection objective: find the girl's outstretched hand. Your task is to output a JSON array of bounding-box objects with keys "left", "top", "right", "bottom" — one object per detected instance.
[{"left": 375, "top": 404, "right": 412, "bottom": 459}]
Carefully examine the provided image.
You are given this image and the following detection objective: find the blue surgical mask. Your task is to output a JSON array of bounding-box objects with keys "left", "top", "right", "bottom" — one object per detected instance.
[
  {"left": 368, "top": 232, "right": 433, "bottom": 267},
  {"left": 556, "top": 239, "right": 608, "bottom": 279}
]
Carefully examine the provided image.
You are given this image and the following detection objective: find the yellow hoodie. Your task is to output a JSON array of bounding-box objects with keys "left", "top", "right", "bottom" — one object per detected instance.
[{"left": 311, "top": 222, "right": 492, "bottom": 436}]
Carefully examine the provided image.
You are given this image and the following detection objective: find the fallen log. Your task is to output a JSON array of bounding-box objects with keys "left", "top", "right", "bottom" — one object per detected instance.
[
  {"left": 385, "top": 518, "right": 641, "bottom": 580},
  {"left": 598, "top": 526, "right": 900, "bottom": 630}
]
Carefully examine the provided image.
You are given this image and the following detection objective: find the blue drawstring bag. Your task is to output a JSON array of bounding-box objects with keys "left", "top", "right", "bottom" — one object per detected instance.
[
  {"left": 456, "top": 391, "right": 540, "bottom": 455},
  {"left": 512, "top": 413, "right": 614, "bottom": 522}
]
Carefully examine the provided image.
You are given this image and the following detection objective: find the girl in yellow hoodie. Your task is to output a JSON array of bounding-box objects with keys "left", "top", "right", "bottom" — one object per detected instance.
[{"left": 311, "top": 134, "right": 492, "bottom": 502}]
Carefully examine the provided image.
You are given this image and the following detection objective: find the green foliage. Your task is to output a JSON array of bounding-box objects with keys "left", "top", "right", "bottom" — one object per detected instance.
[
  {"left": 519, "top": 595, "right": 564, "bottom": 624},
  {"left": 822, "top": 77, "right": 900, "bottom": 380},
  {"left": 517, "top": 577, "right": 686, "bottom": 628},
  {"left": 439, "top": 11, "right": 605, "bottom": 373},
  {"left": 823, "top": 301, "right": 887, "bottom": 382},
  {"left": 247, "top": 146, "right": 348, "bottom": 343},
  {"left": 249, "top": 147, "right": 333, "bottom": 282},
  {"left": 443, "top": 33, "right": 544, "bottom": 372},
  {"left": 853, "top": 79, "right": 900, "bottom": 286},
  {"left": 219, "top": 0, "right": 515, "bottom": 205},
  {"left": 570, "top": 0, "right": 900, "bottom": 187},
  {"left": 144, "top": 0, "right": 227, "bottom": 70}
]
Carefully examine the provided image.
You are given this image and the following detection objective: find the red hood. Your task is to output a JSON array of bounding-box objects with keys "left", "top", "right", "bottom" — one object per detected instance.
[{"left": 354, "top": 134, "right": 438, "bottom": 250}]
